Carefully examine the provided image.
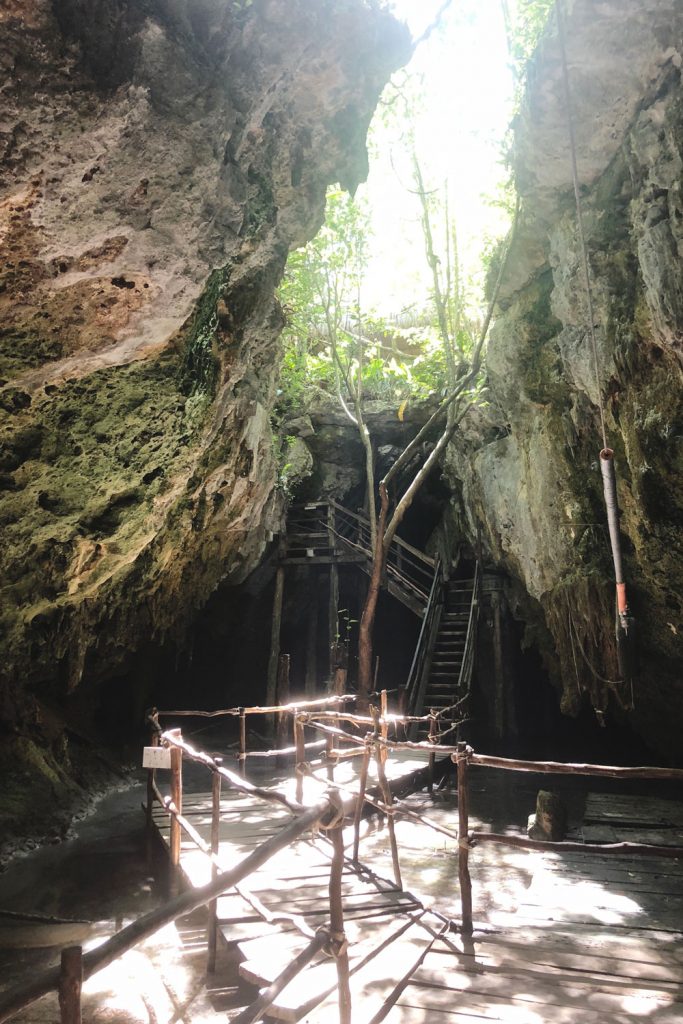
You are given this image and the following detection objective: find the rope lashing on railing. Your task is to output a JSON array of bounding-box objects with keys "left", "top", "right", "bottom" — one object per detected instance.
[{"left": 317, "top": 790, "right": 347, "bottom": 831}]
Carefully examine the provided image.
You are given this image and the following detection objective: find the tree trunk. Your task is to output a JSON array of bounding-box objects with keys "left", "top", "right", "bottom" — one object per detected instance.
[{"left": 357, "top": 483, "right": 389, "bottom": 702}]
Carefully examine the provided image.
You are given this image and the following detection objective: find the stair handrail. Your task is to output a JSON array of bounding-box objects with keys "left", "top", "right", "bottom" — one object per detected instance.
[
  {"left": 327, "top": 499, "right": 435, "bottom": 603},
  {"left": 456, "top": 561, "right": 481, "bottom": 697},
  {"left": 405, "top": 557, "right": 443, "bottom": 715},
  {"left": 327, "top": 500, "right": 435, "bottom": 568}
]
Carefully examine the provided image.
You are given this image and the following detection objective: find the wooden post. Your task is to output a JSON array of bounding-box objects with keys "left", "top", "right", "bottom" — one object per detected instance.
[
  {"left": 428, "top": 710, "right": 436, "bottom": 796},
  {"left": 207, "top": 757, "right": 223, "bottom": 973},
  {"left": 376, "top": 692, "right": 402, "bottom": 889},
  {"left": 295, "top": 716, "right": 305, "bottom": 804},
  {"left": 352, "top": 742, "right": 371, "bottom": 863},
  {"left": 239, "top": 709, "right": 247, "bottom": 778},
  {"left": 333, "top": 666, "right": 347, "bottom": 696},
  {"left": 328, "top": 505, "right": 339, "bottom": 684},
  {"left": 327, "top": 672, "right": 345, "bottom": 782},
  {"left": 329, "top": 822, "right": 351, "bottom": 1024},
  {"left": 266, "top": 563, "right": 286, "bottom": 733},
  {"left": 276, "top": 654, "right": 290, "bottom": 758},
  {"left": 326, "top": 731, "right": 335, "bottom": 782},
  {"left": 456, "top": 741, "right": 473, "bottom": 935},
  {"left": 58, "top": 946, "right": 82, "bottom": 1024},
  {"left": 169, "top": 731, "right": 183, "bottom": 868},
  {"left": 491, "top": 590, "right": 505, "bottom": 739},
  {"left": 305, "top": 573, "right": 318, "bottom": 699},
  {"left": 145, "top": 715, "right": 159, "bottom": 832}
]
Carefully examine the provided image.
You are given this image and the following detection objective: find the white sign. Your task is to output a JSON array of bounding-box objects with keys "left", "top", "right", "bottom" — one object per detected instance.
[{"left": 143, "top": 746, "right": 172, "bottom": 769}]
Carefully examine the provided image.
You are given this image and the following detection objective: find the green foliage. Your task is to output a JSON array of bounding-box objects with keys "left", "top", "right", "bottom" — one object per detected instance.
[
  {"left": 180, "top": 268, "right": 224, "bottom": 396},
  {"left": 503, "top": 0, "right": 556, "bottom": 100},
  {"left": 277, "top": 186, "right": 452, "bottom": 417}
]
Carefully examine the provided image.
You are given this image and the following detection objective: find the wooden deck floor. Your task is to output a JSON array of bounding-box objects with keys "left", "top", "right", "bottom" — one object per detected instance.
[{"left": 153, "top": 759, "right": 683, "bottom": 1023}]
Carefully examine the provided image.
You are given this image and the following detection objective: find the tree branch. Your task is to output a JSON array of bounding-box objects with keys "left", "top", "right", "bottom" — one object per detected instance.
[
  {"left": 412, "top": 0, "right": 455, "bottom": 49},
  {"left": 382, "top": 191, "right": 521, "bottom": 491}
]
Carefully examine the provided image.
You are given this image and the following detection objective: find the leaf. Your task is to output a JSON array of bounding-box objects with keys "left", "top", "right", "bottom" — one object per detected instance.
[{"left": 397, "top": 399, "right": 408, "bottom": 422}]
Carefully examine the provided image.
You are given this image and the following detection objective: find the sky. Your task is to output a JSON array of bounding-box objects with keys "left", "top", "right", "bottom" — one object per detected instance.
[{"left": 359, "top": 0, "right": 515, "bottom": 315}]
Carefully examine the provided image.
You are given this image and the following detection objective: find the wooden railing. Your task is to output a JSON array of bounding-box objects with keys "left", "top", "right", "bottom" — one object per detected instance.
[
  {"left": 328, "top": 499, "right": 436, "bottom": 606},
  {"left": 5, "top": 696, "right": 682, "bottom": 1024},
  {"left": 286, "top": 500, "right": 436, "bottom": 611},
  {"left": 451, "top": 744, "right": 683, "bottom": 935}
]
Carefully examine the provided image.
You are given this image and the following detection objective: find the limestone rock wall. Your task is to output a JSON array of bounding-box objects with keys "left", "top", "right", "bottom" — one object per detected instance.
[
  {"left": 0, "top": 0, "right": 409, "bottom": 835},
  {"left": 445, "top": 0, "right": 683, "bottom": 759}
]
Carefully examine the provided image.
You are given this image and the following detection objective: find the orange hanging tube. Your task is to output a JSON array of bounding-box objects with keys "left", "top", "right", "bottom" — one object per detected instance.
[{"left": 599, "top": 448, "right": 630, "bottom": 631}]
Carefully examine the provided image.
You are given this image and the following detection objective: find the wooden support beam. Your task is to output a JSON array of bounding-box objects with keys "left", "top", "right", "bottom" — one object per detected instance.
[
  {"left": 266, "top": 564, "right": 286, "bottom": 730},
  {"left": 207, "top": 757, "right": 222, "bottom": 974},
  {"left": 428, "top": 711, "right": 436, "bottom": 795},
  {"left": 58, "top": 946, "right": 82, "bottom": 1024},
  {"left": 145, "top": 718, "right": 159, "bottom": 833},
  {"left": 295, "top": 716, "right": 305, "bottom": 804},
  {"left": 352, "top": 743, "right": 371, "bottom": 864},
  {"left": 169, "top": 731, "right": 183, "bottom": 868},
  {"left": 375, "top": 692, "right": 403, "bottom": 890},
  {"left": 276, "top": 654, "right": 291, "bottom": 758},
  {"left": 456, "top": 741, "right": 473, "bottom": 935},
  {"left": 238, "top": 709, "right": 246, "bottom": 778},
  {"left": 305, "top": 572, "right": 318, "bottom": 699},
  {"left": 329, "top": 823, "right": 351, "bottom": 1024},
  {"left": 491, "top": 590, "right": 505, "bottom": 739},
  {"left": 328, "top": 561, "right": 339, "bottom": 682}
]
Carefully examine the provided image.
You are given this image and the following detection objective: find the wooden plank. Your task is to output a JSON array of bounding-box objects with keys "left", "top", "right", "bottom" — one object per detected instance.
[
  {"left": 475, "top": 924, "right": 683, "bottom": 968},
  {"left": 297, "top": 917, "right": 437, "bottom": 1024},
  {"left": 407, "top": 961, "right": 683, "bottom": 1019},
  {"left": 487, "top": 904, "right": 683, "bottom": 934},
  {"left": 585, "top": 794, "right": 683, "bottom": 827},
  {"left": 536, "top": 861, "right": 683, "bottom": 889},
  {"left": 421, "top": 944, "right": 683, "bottom": 994},
  {"left": 582, "top": 824, "right": 683, "bottom": 847},
  {"left": 394, "top": 988, "right": 681, "bottom": 1024},
  {"left": 471, "top": 933, "right": 683, "bottom": 970},
  {"left": 239, "top": 914, "right": 419, "bottom": 991}
]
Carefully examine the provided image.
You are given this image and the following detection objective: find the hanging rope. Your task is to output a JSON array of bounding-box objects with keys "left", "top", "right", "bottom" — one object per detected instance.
[
  {"left": 556, "top": 0, "right": 633, "bottom": 653},
  {"left": 556, "top": 1, "right": 608, "bottom": 453}
]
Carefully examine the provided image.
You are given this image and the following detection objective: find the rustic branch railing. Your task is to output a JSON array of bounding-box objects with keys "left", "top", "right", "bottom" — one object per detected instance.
[
  {"left": 0, "top": 789, "right": 346, "bottom": 1024},
  {"left": 6, "top": 695, "right": 683, "bottom": 1024},
  {"left": 326, "top": 499, "right": 436, "bottom": 603},
  {"left": 451, "top": 743, "right": 683, "bottom": 935}
]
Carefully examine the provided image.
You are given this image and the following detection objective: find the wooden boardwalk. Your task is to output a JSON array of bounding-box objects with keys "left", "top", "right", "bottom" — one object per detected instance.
[{"left": 153, "top": 759, "right": 683, "bottom": 1023}]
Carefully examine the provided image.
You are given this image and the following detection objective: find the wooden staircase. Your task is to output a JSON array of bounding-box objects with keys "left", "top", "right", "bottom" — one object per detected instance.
[
  {"left": 284, "top": 501, "right": 436, "bottom": 617},
  {"left": 283, "top": 501, "right": 480, "bottom": 734},
  {"left": 406, "top": 567, "right": 480, "bottom": 738},
  {"left": 420, "top": 579, "right": 476, "bottom": 720}
]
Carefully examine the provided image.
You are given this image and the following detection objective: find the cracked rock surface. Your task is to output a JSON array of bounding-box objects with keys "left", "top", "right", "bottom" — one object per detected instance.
[
  {"left": 0, "top": 0, "right": 409, "bottom": 844},
  {"left": 444, "top": 0, "right": 683, "bottom": 759}
]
